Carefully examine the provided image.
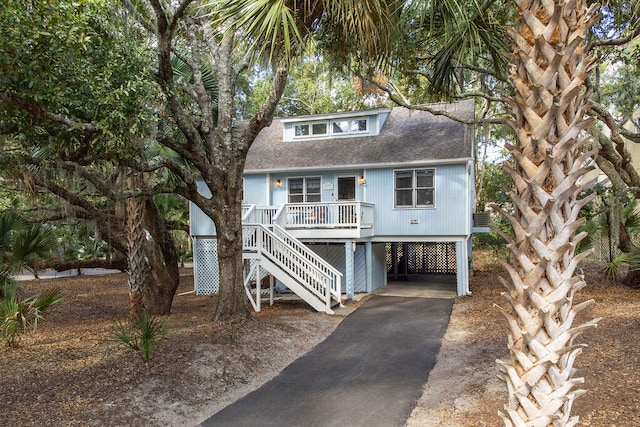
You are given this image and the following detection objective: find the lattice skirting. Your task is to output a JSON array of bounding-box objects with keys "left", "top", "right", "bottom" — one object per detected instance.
[
  {"left": 386, "top": 242, "right": 457, "bottom": 274},
  {"left": 194, "top": 237, "right": 220, "bottom": 295}
]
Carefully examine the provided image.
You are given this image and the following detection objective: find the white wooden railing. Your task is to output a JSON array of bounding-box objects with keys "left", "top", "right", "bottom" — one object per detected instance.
[
  {"left": 271, "top": 202, "right": 374, "bottom": 229},
  {"left": 242, "top": 205, "right": 279, "bottom": 225},
  {"left": 242, "top": 224, "right": 342, "bottom": 313},
  {"left": 271, "top": 224, "right": 342, "bottom": 303}
]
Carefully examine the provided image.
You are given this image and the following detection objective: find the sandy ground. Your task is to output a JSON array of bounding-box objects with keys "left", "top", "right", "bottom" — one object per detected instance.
[{"left": 2, "top": 258, "right": 640, "bottom": 426}]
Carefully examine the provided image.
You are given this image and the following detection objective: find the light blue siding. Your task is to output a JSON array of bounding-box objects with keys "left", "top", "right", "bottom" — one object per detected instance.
[
  {"left": 244, "top": 175, "right": 268, "bottom": 205},
  {"left": 371, "top": 243, "right": 387, "bottom": 291},
  {"left": 190, "top": 181, "right": 216, "bottom": 236},
  {"left": 308, "top": 244, "right": 374, "bottom": 293},
  {"left": 365, "top": 164, "right": 469, "bottom": 237},
  {"left": 252, "top": 170, "right": 365, "bottom": 206},
  {"left": 192, "top": 163, "right": 469, "bottom": 239}
]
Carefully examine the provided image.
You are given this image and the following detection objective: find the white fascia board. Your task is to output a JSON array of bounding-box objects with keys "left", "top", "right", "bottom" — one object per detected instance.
[
  {"left": 243, "top": 157, "right": 473, "bottom": 174},
  {"left": 280, "top": 108, "right": 392, "bottom": 123},
  {"left": 368, "top": 236, "right": 470, "bottom": 243}
]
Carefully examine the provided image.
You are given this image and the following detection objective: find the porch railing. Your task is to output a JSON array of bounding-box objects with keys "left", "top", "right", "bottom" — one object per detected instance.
[
  {"left": 271, "top": 202, "right": 374, "bottom": 229},
  {"left": 242, "top": 205, "right": 279, "bottom": 225}
]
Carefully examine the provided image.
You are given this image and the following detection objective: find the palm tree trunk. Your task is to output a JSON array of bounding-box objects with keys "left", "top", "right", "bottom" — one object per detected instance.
[
  {"left": 126, "top": 169, "right": 147, "bottom": 317},
  {"left": 496, "top": 1, "right": 601, "bottom": 425}
]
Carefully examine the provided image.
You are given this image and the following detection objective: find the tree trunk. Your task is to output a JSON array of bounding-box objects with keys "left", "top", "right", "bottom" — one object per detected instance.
[
  {"left": 147, "top": 3, "right": 289, "bottom": 322},
  {"left": 212, "top": 185, "right": 250, "bottom": 322},
  {"left": 44, "top": 257, "right": 128, "bottom": 272},
  {"left": 617, "top": 220, "right": 640, "bottom": 288},
  {"left": 126, "top": 170, "right": 147, "bottom": 317},
  {"left": 496, "top": 1, "right": 601, "bottom": 425},
  {"left": 142, "top": 198, "right": 180, "bottom": 314}
]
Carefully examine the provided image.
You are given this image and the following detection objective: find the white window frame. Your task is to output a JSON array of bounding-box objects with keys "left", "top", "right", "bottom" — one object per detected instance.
[
  {"left": 287, "top": 176, "right": 322, "bottom": 203},
  {"left": 290, "top": 117, "right": 368, "bottom": 140},
  {"left": 331, "top": 118, "right": 368, "bottom": 135},
  {"left": 394, "top": 169, "right": 435, "bottom": 208},
  {"left": 293, "top": 121, "right": 330, "bottom": 139}
]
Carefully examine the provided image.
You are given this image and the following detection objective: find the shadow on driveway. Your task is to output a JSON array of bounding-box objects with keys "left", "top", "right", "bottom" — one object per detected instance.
[{"left": 201, "top": 295, "right": 454, "bottom": 427}]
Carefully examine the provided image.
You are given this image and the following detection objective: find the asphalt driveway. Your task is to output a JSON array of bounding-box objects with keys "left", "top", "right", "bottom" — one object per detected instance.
[{"left": 201, "top": 295, "right": 454, "bottom": 427}]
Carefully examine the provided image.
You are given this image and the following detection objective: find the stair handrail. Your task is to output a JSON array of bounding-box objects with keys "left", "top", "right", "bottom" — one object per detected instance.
[
  {"left": 242, "top": 204, "right": 256, "bottom": 222},
  {"left": 258, "top": 225, "right": 330, "bottom": 302},
  {"left": 271, "top": 203, "right": 288, "bottom": 228},
  {"left": 243, "top": 224, "right": 339, "bottom": 309},
  {"left": 271, "top": 224, "right": 342, "bottom": 303}
]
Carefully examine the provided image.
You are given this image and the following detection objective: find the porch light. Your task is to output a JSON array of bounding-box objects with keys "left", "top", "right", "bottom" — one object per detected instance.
[
  {"left": 275, "top": 179, "right": 282, "bottom": 187},
  {"left": 358, "top": 176, "right": 366, "bottom": 186}
]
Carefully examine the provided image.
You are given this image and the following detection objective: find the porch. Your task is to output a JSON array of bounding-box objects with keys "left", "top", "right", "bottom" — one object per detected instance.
[{"left": 242, "top": 202, "right": 375, "bottom": 239}]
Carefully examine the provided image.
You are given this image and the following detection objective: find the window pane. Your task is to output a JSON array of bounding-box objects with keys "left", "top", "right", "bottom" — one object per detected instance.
[
  {"left": 332, "top": 120, "right": 349, "bottom": 133},
  {"left": 295, "top": 124, "right": 309, "bottom": 136},
  {"left": 312, "top": 123, "right": 327, "bottom": 135},
  {"left": 306, "top": 194, "right": 321, "bottom": 203},
  {"left": 395, "top": 171, "right": 413, "bottom": 189},
  {"left": 351, "top": 119, "right": 367, "bottom": 132},
  {"left": 289, "top": 194, "right": 303, "bottom": 203},
  {"left": 396, "top": 189, "right": 413, "bottom": 207},
  {"left": 306, "top": 178, "right": 321, "bottom": 192},
  {"left": 289, "top": 178, "right": 303, "bottom": 194},
  {"left": 416, "top": 170, "right": 434, "bottom": 188},
  {"left": 417, "top": 189, "right": 434, "bottom": 206}
]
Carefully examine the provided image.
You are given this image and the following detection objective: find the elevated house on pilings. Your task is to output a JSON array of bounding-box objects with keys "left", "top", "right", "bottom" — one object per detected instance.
[{"left": 189, "top": 100, "right": 489, "bottom": 314}]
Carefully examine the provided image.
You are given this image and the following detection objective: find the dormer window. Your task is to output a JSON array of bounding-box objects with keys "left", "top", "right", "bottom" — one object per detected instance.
[
  {"left": 295, "top": 122, "right": 328, "bottom": 137},
  {"left": 282, "top": 109, "right": 389, "bottom": 142},
  {"left": 332, "top": 119, "right": 367, "bottom": 134},
  {"left": 291, "top": 117, "right": 369, "bottom": 140}
]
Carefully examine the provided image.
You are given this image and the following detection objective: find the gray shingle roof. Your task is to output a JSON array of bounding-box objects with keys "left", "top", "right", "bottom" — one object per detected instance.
[{"left": 244, "top": 100, "right": 474, "bottom": 172}]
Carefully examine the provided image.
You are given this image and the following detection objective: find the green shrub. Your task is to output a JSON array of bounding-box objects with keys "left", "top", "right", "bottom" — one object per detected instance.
[
  {"left": 0, "top": 281, "right": 63, "bottom": 347},
  {"left": 110, "top": 311, "right": 167, "bottom": 362}
]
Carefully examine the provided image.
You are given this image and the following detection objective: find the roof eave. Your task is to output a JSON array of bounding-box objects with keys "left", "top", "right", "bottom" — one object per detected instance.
[{"left": 243, "top": 157, "right": 474, "bottom": 174}]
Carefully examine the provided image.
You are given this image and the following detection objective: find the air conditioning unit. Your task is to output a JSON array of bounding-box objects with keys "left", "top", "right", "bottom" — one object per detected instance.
[{"left": 473, "top": 212, "right": 491, "bottom": 227}]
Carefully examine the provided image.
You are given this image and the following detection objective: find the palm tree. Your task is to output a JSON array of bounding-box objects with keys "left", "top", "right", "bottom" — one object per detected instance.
[
  {"left": 494, "top": 1, "right": 602, "bottom": 425},
  {"left": 0, "top": 211, "right": 62, "bottom": 346},
  {"left": 125, "top": 169, "right": 148, "bottom": 317},
  {"left": 0, "top": 211, "right": 56, "bottom": 284}
]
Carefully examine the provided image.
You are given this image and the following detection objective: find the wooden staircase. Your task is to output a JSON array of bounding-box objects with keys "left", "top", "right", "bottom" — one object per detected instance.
[{"left": 241, "top": 224, "right": 343, "bottom": 314}]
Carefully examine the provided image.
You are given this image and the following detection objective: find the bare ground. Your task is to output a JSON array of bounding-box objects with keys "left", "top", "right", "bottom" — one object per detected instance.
[{"left": 2, "top": 254, "right": 639, "bottom": 426}]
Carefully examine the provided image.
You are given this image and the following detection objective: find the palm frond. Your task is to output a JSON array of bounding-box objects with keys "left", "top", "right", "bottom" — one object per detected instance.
[
  {"left": 206, "top": 0, "right": 304, "bottom": 65},
  {"left": 0, "top": 211, "right": 25, "bottom": 253},
  {"left": 170, "top": 53, "right": 219, "bottom": 95},
  {"left": 9, "top": 223, "right": 56, "bottom": 273},
  {"left": 418, "top": 0, "right": 510, "bottom": 96}
]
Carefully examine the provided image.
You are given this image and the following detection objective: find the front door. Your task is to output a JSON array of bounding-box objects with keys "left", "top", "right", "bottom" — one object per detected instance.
[{"left": 337, "top": 176, "right": 356, "bottom": 201}]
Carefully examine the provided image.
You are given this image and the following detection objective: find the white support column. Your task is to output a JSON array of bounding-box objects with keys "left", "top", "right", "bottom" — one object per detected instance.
[
  {"left": 365, "top": 241, "right": 373, "bottom": 293},
  {"left": 256, "top": 263, "right": 262, "bottom": 312},
  {"left": 345, "top": 241, "right": 355, "bottom": 300},
  {"left": 455, "top": 240, "right": 469, "bottom": 296},
  {"left": 467, "top": 236, "right": 473, "bottom": 277},
  {"left": 269, "top": 275, "right": 274, "bottom": 306},
  {"left": 192, "top": 236, "right": 198, "bottom": 293}
]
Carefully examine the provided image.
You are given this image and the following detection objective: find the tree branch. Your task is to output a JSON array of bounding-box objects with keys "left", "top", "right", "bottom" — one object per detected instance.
[
  {"left": 364, "top": 78, "right": 505, "bottom": 125},
  {"left": 0, "top": 92, "right": 97, "bottom": 132},
  {"left": 593, "top": 23, "right": 640, "bottom": 47}
]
